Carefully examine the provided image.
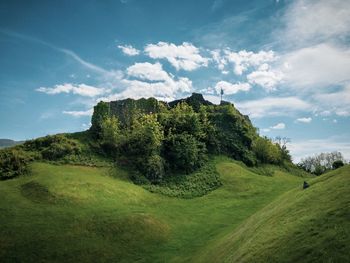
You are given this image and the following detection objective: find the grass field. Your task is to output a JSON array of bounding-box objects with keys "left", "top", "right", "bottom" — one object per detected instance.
[{"left": 0, "top": 157, "right": 348, "bottom": 262}]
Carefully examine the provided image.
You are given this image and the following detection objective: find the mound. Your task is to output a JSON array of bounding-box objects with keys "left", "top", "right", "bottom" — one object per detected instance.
[{"left": 198, "top": 165, "right": 350, "bottom": 263}]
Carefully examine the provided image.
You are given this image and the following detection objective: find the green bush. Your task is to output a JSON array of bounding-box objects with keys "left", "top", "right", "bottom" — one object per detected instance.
[
  {"left": 143, "top": 161, "right": 222, "bottom": 198},
  {"left": 0, "top": 148, "right": 33, "bottom": 180},
  {"left": 24, "top": 134, "right": 82, "bottom": 161},
  {"left": 144, "top": 155, "right": 165, "bottom": 183},
  {"left": 163, "top": 133, "right": 207, "bottom": 173},
  {"left": 253, "top": 137, "right": 282, "bottom": 164},
  {"left": 332, "top": 160, "right": 344, "bottom": 169}
]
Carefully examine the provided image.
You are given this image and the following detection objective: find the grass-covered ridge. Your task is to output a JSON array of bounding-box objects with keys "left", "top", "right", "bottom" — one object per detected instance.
[
  {"left": 0, "top": 157, "right": 315, "bottom": 262},
  {"left": 196, "top": 165, "right": 350, "bottom": 263}
]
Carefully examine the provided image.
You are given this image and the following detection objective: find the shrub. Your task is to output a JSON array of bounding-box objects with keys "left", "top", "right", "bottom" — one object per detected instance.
[
  {"left": 0, "top": 148, "right": 32, "bottom": 180},
  {"left": 253, "top": 137, "right": 282, "bottom": 164},
  {"left": 24, "top": 134, "right": 82, "bottom": 161},
  {"left": 144, "top": 155, "right": 165, "bottom": 183},
  {"left": 100, "top": 116, "right": 122, "bottom": 155},
  {"left": 332, "top": 160, "right": 344, "bottom": 169},
  {"left": 163, "top": 133, "right": 207, "bottom": 173}
]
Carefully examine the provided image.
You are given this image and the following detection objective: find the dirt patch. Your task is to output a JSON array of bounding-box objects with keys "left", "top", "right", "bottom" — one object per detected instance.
[{"left": 20, "top": 181, "right": 57, "bottom": 203}]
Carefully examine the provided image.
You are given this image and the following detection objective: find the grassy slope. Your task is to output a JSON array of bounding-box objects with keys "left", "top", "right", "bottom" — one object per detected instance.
[
  {"left": 197, "top": 165, "right": 350, "bottom": 263},
  {"left": 1, "top": 157, "right": 346, "bottom": 262}
]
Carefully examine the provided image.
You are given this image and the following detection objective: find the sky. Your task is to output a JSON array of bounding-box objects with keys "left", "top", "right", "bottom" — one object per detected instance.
[{"left": 0, "top": 0, "right": 349, "bottom": 162}]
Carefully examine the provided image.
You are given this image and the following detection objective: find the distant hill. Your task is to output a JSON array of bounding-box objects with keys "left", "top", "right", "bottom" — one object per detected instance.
[{"left": 0, "top": 139, "right": 23, "bottom": 149}]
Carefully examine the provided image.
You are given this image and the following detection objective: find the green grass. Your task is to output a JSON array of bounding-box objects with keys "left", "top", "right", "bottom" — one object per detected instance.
[
  {"left": 0, "top": 157, "right": 348, "bottom": 262},
  {"left": 196, "top": 165, "right": 350, "bottom": 263}
]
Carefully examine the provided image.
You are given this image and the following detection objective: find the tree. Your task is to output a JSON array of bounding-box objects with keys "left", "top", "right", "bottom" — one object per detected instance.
[
  {"left": 274, "top": 136, "right": 292, "bottom": 162},
  {"left": 253, "top": 136, "right": 282, "bottom": 164},
  {"left": 298, "top": 151, "right": 345, "bottom": 175},
  {"left": 100, "top": 116, "right": 121, "bottom": 154}
]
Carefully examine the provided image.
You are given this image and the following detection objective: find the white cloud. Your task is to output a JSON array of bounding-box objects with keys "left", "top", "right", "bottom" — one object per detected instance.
[
  {"left": 224, "top": 49, "right": 275, "bottom": 75},
  {"left": 296, "top": 117, "right": 312, "bottom": 123},
  {"left": 118, "top": 44, "right": 140, "bottom": 56},
  {"left": 271, "top": 122, "right": 285, "bottom": 130},
  {"left": 63, "top": 109, "right": 93, "bottom": 117},
  {"left": 288, "top": 135, "right": 350, "bottom": 163},
  {"left": 282, "top": 0, "right": 350, "bottom": 47},
  {"left": 236, "top": 97, "right": 311, "bottom": 118},
  {"left": 99, "top": 62, "right": 192, "bottom": 102},
  {"left": 126, "top": 62, "right": 171, "bottom": 82},
  {"left": 281, "top": 44, "right": 350, "bottom": 89},
  {"left": 247, "top": 65, "right": 283, "bottom": 91},
  {"left": 36, "top": 83, "right": 106, "bottom": 97},
  {"left": 211, "top": 49, "right": 227, "bottom": 72},
  {"left": 144, "top": 42, "right": 209, "bottom": 71},
  {"left": 214, "top": 81, "right": 251, "bottom": 95},
  {"left": 203, "top": 94, "right": 221, "bottom": 105},
  {"left": 313, "top": 84, "right": 350, "bottom": 117}
]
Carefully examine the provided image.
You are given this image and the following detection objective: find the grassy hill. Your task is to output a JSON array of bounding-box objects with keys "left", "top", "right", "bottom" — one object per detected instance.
[
  {"left": 196, "top": 164, "right": 350, "bottom": 263},
  {"left": 1, "top": 157, "right": 348, "bottom": 262}
]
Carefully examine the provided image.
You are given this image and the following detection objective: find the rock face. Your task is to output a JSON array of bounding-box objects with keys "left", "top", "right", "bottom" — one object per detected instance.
[
  {"left": 107, "top": 93, "right": 214, "bottom": 126},
  {"left": 168, "top": 93, "right": 213, "bottom": 111}
]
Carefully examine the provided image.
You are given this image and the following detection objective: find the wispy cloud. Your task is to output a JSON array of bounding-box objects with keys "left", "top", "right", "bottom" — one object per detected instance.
[
  {"left": 271, "top": 122, "right": 285, "bottom": 130},
  {"left": 236, "top": 97, "right": 312, "bottom": 118},
  {"left": 295, "top": 117, "right": 312, "bottom": 123},
  {"left": 62, "top": 109, "right": 93, "bottom": 117},
  {"left": 37, "top": 83, "right": 106, "bottom": 97},
  {"left": 118, "top": 44, "right": 140, "bottom": 56},
  {"left": 213, "top": 81, "right": 251, "bottom": 95},
  {"left": 1, "top": 29, "right": 123, "bottom": 81}
]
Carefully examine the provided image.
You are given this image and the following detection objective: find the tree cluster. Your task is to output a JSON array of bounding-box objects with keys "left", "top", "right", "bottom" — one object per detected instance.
[{"left": 298, "top": 151, "right": 346, "bottom": 175}]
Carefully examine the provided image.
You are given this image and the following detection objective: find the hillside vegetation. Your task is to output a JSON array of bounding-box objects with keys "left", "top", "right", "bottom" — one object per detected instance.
[{"left": 0, "top": 93, "right": 348, "bottom": 262}]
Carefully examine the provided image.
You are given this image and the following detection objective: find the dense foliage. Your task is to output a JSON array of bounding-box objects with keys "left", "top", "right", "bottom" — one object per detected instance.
[
  {"left": 23, "top": 134, "right": 82, "bottom": 161},
  {"left": 90, "top": 94, "right": 292, "bottom": 183},
  {"left": 0, "top": 148, "right": 33, "bottom": 180}
]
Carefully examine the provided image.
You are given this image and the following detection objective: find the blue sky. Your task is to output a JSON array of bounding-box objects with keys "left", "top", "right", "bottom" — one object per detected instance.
[{"left": 0, "top": 0, "right": 349, "bottom": 162}]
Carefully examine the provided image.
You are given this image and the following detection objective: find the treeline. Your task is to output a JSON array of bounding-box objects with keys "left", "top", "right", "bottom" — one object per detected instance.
[
  {"left": 91, "top": 95, "right": 292, "bottom": 183},
  {"left": 298, "top": 151, "right": 346, "bottom": 175}
]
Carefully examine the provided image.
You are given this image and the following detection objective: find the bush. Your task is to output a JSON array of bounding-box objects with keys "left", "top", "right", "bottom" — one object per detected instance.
[
  {"left": 163, "top": 133, "right": 207, "bottom": 173},
  {"left": 332, "top": 160, "right": 344, "bottom": 169},
  {"left": 253, "top": 137, "right": 282, "bottom": 164},
  {"left": 143, "top": 161, "right": 222, "bottom": 198},
  {"left": 24, "top": 134, "right": 82, "bottom": 161},
  {"left": 0, "top": 148, "right": 32, "bottom": 180},
  {"left": 144, "top": 155, "right": 165, "bottom": 183}
]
